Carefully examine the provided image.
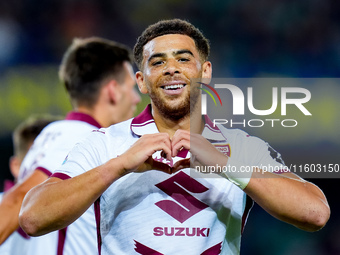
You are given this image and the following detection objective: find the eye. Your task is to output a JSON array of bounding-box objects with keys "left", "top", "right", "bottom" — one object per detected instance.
[
  {"left": 152, "top": 60, "right": 164, "bottom": 66},
  {"left": 178, "top": 58, "right": 189, "bottom": 62}
]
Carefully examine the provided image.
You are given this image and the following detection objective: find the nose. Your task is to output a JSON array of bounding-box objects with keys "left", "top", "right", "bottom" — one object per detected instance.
[{"left": 162, "top": 59, "right": 180, "bottom": 76}]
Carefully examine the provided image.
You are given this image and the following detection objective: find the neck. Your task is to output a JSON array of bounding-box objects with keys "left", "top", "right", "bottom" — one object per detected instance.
[
  {"left": 151, "top": 103, "right": 204, "bottom": 138},
  {"left": 75, "top": 105, "right": 106, "bottom": 128}
]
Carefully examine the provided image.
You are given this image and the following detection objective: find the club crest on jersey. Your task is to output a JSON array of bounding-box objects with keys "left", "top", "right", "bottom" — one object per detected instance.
[{"left": 213, "top": 143, "right": 231, "bottom": 157}]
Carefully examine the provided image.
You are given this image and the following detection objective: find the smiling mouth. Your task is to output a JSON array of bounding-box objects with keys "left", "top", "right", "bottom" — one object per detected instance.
[{"left": 161, "top": 84, "right": 186, "bottom": 90}]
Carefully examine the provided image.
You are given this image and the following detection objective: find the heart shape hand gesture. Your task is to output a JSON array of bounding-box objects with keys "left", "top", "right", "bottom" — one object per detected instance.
[{"left": 117, "top": 130, "right": 228, "bottom": 176}]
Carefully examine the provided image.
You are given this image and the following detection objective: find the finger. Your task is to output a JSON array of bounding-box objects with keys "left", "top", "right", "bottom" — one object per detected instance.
[
  {"left": 137, "top": 156, "right": 172, "bottom": 174},
  {"left": 152, "top": 160, "right": 172, "bottom": 174},
  {"left": 172, "top": 158, "right": 191, "bottom": 173},
  {"left": 160, "top": 150, "right": 169, "bottom": 159},
  {"left": 122, "top": 133, "right": 172, "bottom": 172},
  {"left": 171, "top": 139, "right": 190, "bottom": 157},
  {"left": 171, "top": 129, "right": 190, "bottom": 145},
  {"left": 154, "top": 133, "right": 172, "bottom": 161},
  {"left": 171, "top": 130, "right": 190, "bottom": 157},
  {"left": 141, "top": 133, "right": 172, "bottom": 161}
]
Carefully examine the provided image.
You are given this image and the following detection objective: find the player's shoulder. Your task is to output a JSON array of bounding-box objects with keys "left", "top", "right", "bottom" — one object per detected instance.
[
  {"left": 34, "top": 119, "right": 99, "bottom": 148},
  {"left": 53, "top": 119, "right": 97, "bottom": 130},
  {"left": 38, "top": 119, "right": 95, "bottom": 134},
  {"left": 37, "top": 119, "right": 63, "bottom": 133},
  {"left": 83, "top": 118, "right": 134, "bottom": 146},
  {"left": 218, "top": 124, "right": 249, "bottom": 136},
  {"left": 29, "top": 120, "right": 63, "bottom": 144},
  {"left": 217, "top": 124, "right": 267, "bottom": 147},
  {"left": 96, "top": 118, "right": 133, "bottom": 137},
  {"left": 84, "top": 119, "right": 132, "bottom": 140}
]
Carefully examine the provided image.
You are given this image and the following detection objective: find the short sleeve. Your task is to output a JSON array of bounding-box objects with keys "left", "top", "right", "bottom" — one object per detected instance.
[
  {"left": 247, "top": 136, "right": 289, "bottom": 173},
  {"left": 53, "top": 131, "right": 108, "bottom": 178}
]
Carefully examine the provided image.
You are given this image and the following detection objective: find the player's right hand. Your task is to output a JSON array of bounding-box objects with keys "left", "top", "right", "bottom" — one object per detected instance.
[{"left": 117, "top": 133, "right": 173, "bottom": 175}]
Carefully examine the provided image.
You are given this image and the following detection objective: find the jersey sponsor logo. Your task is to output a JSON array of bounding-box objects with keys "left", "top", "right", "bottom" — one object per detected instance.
[
  {"left": 134, "top": 240, "right": 163, "bottom": 255},
  {"left": 153, "top": 227, "right": 210, "bottom": 237},
  {"left": 134, "top": 240, "right": 222, "bottom": 255},
  {"left": 201, "top": 242, "right": 223, "bottom": 255},
  {"left": 155, "top": 171, "right": 209, "bottom": 223}
]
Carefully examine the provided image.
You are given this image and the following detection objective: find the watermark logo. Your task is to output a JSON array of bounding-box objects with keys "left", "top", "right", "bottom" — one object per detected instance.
[
  {"left": 196, "top": 79, "right": 312, "bottom": 128},
  {"left": 197, "top": 82, "right": 223, "bottom": 107}
]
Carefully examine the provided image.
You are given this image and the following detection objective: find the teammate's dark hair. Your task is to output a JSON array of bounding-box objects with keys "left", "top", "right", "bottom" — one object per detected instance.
[
  {"left": 59, "top": 37, "right": 132, "bottom": 108},
  {"left": 13, "top": 115, "right": 61, "bottom": 160},
  {"left": 133, "top": 19, "right": 210, "bottom": 70}
]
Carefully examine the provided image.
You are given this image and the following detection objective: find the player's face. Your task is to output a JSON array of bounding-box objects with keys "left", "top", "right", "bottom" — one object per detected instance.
[
  {"left": 116, "top": 62, "right": 141, "bottom": 121},
  {"left": 136, "top": 34, "right": 211, "bottom": 120}
]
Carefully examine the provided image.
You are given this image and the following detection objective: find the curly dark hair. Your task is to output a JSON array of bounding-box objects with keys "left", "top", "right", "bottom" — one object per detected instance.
[
  {"left": 133, "top": 19, "right": 210, "bottom": 70},
  {"left": 59, "top": 37, "right": 132, "bottom": 108}
]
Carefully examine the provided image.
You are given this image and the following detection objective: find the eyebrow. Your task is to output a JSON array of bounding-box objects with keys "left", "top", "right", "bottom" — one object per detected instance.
[
  {"left": 147, "top": 50, "right": 194, "bottom": 63},
  {"left": 174, "top": 49, "right": 194, "bottom": 57},
  {"left": 147, "top": 53, "right": 166, "bottom": 63}
]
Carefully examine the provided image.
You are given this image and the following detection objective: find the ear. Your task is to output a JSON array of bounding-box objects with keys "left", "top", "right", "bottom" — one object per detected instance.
[
  {"left": 9, "top": 156, "right": 21, "bottom": 179},
  {"left": 202, "top": 61, "right": 212, "bottom": 83},
  {"left": 106, "top": 80, "right": 121, "bottom": 104},
  {"left": 136, "top": 71, "right": 148, "bottom": 94}
]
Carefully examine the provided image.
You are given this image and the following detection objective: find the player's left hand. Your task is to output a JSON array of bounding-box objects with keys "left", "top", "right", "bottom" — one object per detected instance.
[{"left": 171, "top": 129, "right": 228, "bottom": 172}]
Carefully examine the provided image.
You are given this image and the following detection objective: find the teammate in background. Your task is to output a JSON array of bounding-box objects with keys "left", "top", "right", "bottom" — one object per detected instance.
[
  {"left": 0, "top": 114, "right": 61, "bottom": 255},
  {"left": 20, "top": 19, "right": 329, "bottom": 254},
  {"left": 0, "top": 37, "right": 140, "bottom": 255}
]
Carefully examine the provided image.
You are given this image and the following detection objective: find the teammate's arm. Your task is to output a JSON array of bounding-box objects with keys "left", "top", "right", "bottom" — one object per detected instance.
[
  {"left": 171, "top": 129, "right": 330, "bottom": 232},
  {"left": 0, "top": 170, "right": 48, "bottom": 244},
  {"left": 19, "top": 133, "right": 173, "bottom": 236}
]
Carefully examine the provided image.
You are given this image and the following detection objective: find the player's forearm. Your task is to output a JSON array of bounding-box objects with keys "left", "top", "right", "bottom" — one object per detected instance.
[
  {"left": 0, "top": 171, "right": 48, "bottom": 244},
  {"left": 244, "top": 172, "right": 330, "bottom": 231},
  {"left": 20, "top": 177, "right": 88, "bottom": 236},
  {"left": 0, "top": 209, "right": 20, "bottom": 245},
  {"left": 19, "top": 157, "right": 124, "bottom": 236},
  {"left": 0, "top": 190, "right": 24, "bottom": 244}
]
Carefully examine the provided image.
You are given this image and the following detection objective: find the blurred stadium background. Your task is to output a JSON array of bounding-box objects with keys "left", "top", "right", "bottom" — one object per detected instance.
[{"left": 0, "top": 0, "right": 339, "bottom": 254}]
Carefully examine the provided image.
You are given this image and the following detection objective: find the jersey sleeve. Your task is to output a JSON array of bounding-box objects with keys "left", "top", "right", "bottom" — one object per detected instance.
[
  {"left": 244, "top": 135, "right": 289, "bottom": 173},
  {"left": 53, "top": 131, "right": 108, "bottom": 179},
  {"left": 35, "top": 143, "right": 74, "bottom": 177},
  {"left": 30, "top": 121, "right": 99, "bottom": 177}
]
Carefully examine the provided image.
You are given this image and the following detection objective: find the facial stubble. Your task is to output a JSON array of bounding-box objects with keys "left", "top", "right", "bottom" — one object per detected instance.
[{"left": 148, "top": 83, "right": 200, "bottom": 121}]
